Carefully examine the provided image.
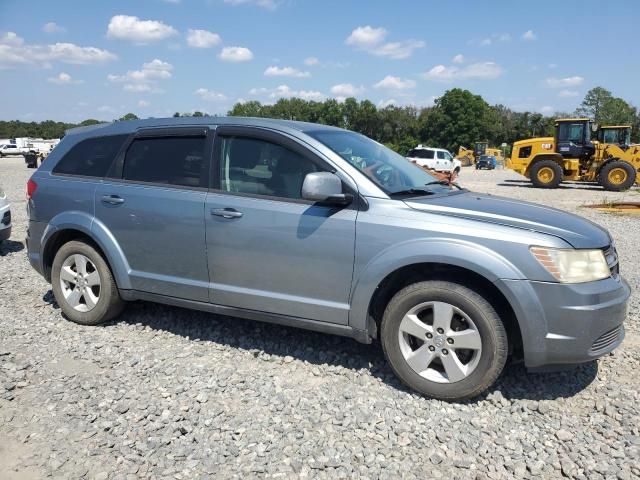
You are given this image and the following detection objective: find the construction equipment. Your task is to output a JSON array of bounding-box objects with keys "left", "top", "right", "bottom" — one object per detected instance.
[
  {"left": 456, "top": 141, "right": 505, "bottom": 167},
  {"left": 508, "top": 118, "right": 640, "bottom": 191}
]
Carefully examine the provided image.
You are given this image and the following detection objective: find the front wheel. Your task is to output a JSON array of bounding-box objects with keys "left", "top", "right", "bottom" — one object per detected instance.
[
  {"left": 599, "top": 161, "right": 636, "bottom": 191},
  {"left": 530, "top": 160, "right": 562, "bottom": 188},
  {"left": 51, "top": 240, "right": 125, "bottom": 325},
  {"left": 381, "top": 281, "right": 508, "bottom": 401}
]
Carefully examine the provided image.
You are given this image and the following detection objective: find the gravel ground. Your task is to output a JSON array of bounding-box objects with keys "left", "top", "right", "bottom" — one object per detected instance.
[{"left": 1, "top": 156, "right": 639, "bottom": 479}]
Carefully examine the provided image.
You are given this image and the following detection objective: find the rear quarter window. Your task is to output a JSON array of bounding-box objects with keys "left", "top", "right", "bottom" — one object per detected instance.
[{"left": 53, "top": 135, "right": 127, "bottom": 177}]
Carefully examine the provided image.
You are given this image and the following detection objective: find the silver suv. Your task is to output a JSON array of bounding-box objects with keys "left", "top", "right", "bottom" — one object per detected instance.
[{"left": 25, "top": 117, "right": 630, "bottom": 400}]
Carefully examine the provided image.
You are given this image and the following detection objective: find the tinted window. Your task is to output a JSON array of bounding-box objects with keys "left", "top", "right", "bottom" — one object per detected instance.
[
  {"left": 407, "top": 149, "right": 434, "bottom": 159},
  {"left": 53, "top": 135, "right": 127, "bottom": 177},
  {"left": 557, "top": 123, "right": 587, "bottom": 144},
  {"left": 123, "top": 136, "right": 207, "bottom": 188},
  {"left": 219, "top": 136, "right": 319, "bottom": 199},
  {"left": 437, "top": 151, "right": 446, "bottom": 159}
]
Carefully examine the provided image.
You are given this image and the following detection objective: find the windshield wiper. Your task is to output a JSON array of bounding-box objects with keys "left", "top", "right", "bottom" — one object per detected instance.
[
  {"left": 424, "top": 180, "right": 461, "bottom": 190},
  {"left": 389, "top": 188, "right": 435, "bottom": 196}
]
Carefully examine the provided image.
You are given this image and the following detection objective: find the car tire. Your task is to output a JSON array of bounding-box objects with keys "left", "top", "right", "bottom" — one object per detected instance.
[
  {"left": 51, "top": 240, "right": 125, "bottom": 325},
  {"left": 530, "top": 160, "right": 562, "bottom": 188},
  {"left": 598, "top": 160, "right": 636, "bottom": 192},
  {"left": 381, "top": 280, "right": 508, "bottom": 401}
]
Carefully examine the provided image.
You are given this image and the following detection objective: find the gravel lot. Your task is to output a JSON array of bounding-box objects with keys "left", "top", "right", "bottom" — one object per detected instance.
[{"left": 1, "top": 156, "right": 639, "bottom": 479}]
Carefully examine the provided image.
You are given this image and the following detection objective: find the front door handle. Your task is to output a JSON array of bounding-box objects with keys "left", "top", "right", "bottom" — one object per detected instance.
[
  {"left": 211, "top": 208, "right": 243, "bottom": 219},
  {"left": 101, "top": 195, "right": 125, "bottom": 206}
]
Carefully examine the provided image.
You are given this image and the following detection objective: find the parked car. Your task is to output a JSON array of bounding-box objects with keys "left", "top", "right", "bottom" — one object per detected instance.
[
  {"left": 0, "top": 186, "right": 11, "bottom": 242},
  {"left": 406, "top": 145, "right": 461, "bottom": 173},
  {"left": 25, "top": 117, "right": 629, "bottom": 400},
  {"left": 0, "top": 143, "right": 32, "bottom": 157},
  {"left": 476, "top": 155, "right": 497, "bottom": 170}
]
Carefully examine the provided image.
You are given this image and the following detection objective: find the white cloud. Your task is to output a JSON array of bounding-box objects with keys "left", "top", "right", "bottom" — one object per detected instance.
[
  {"left": 548, "top": 63, "right": 557, "bottom": 69},
  {"left": 558, "top": 89, "right": 579, "bottom": 97},
  {"left": 304, "top": 56, "right": 319, "bottom": 66},
  {"left": 479, "top": 33, "right": 511, "bottom": 46},
  {"left": 540, "top": 106, "right": 554, "bottom": 114},
  {"left": 330, "top": 83, "right": 365, "bottom": 97},
  {"left": 0, "top": 32, "right": 117, "bottom": 68},
  {"left": 223, "top": 0, "right": 279, "bottom": 9},
  {"left": 186, "top": 29, "right": 221, "bottom": 48},
  {"left": 346, "top": 25, "right": 424, "bottom": 59},
  {"left": 264, "top": 66, "right": 310, "bottom": 77},
  {"left": 106, "top": 15, "right": 178, "bottom": 44},
  {"left": 522, "top": 30, "right": 537, "bottom": 41},
  {"left": 546, "top": 76, "right": 584, "bottom": 88},
  {"left": 98, "top": 105, "right": 115, "bottom": 113},
  {"left": 138, "top": 100, "right": 150, "bottom": 107},
  {"left": 47, "top": 72, "right": 82, "bottom": 84},
  {"left": 346, "top": 26, "right": 388, "bottom": 48},
  {"left": 250, "top": 85, "right": 324, "bottom": 101},
  {"left": 422, "top": 62, "right": 503, "bottom": 82},
  {"left": 377, "top": 99, "right": 396, "bottom": 108},
  {"left": 108, "top": 59, "right": 172, "bottom": 93},
  {"left": 218, "top": 46, "right": 253, "bottom": 62},
  {"left": 195, "top": 88, "right": 227, "bottom": 101},
  {"left": 374, "top": 75, "right": 416, "bottom": 90},
  {"left": 452, "top": 54, "right": 464, "bottom": 64},
  {"left": 43, "top": 22, "right": 66, "bottom": 34}
]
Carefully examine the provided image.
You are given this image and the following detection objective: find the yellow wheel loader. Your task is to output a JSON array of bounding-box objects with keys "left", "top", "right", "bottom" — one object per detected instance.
[
  {"left": 508, "top": 119, "right": 640, "bottom": 191},
  {"left": 456, "top": 141, "right": 505, "bottom": 167}
]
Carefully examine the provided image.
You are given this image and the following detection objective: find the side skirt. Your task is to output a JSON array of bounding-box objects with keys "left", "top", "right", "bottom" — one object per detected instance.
[{"left": 119, "top": 289, "right": 372, "bottom": 344}]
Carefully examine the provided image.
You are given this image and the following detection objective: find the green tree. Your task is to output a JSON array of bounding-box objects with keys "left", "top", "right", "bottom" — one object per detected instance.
[
  {"left": 576, "top": 87, "right": 613, "bottom": 122},
  {"left": 118, "top": 113, "right": 139, "bottom": 121}
]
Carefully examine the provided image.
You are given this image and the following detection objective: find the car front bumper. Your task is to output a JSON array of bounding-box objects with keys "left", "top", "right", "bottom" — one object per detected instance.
[
  {"left": 0, "top": 205, "right": 10, "bottom": 241},
  {"left": 498, "top": 276, "right": 630, "bottom": 369}
]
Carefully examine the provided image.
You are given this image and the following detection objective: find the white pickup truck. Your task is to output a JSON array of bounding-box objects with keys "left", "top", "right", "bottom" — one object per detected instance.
[
  {"left": 0, "top": 143, "right": 34, "bottom": 157},
  {"left": 406, "top": 145, "right": 461, "bottom": 173}
]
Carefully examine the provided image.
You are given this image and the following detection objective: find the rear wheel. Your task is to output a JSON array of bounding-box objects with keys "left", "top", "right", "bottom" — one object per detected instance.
[
  {"left": 599, "top": 161, "right": 636, "bottom": 191},
  {"left": 530, "top": 160, "right": 562, "bottom": 188},
  {"left": 51, "top": 240, "right": 125, "bottom": 325},
  {"left": 381, "top": 281, "right": 508, "bottom": 401}
]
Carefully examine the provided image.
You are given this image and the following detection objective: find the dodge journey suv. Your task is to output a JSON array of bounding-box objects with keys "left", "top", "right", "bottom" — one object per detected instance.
[{"left": 25, "top": 117, "right": 630, "bottom": 400}]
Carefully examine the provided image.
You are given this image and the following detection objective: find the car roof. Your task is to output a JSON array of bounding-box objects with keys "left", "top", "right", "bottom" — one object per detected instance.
[
  {"left": 409, "top": 146, "right": 448, "bottom": 151},
  {"left": 64, "top": 116, "right": 346, "bottom": 139}
]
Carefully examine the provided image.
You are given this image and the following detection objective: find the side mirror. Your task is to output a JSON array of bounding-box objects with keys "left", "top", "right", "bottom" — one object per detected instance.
[{"left": 302, "top": 172, "right": 353, "bottom": 206}]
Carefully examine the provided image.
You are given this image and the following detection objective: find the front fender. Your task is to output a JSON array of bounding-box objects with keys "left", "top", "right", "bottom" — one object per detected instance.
[
  {"left": 41, "top": 211, "right": 131, "bottom": 289},
  {"left": 348, "top": 238, "right": 526, "bottom": 333}
]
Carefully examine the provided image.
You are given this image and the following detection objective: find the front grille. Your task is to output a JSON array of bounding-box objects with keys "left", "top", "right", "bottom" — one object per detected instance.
[
  {"left": 590, "top": 326, "right": 623, "bottom": 354},
  {"left": 603, "top": 245, "right": 619, "bottom": 278},
  {"left": 1, "top": 210, "right": 10, "bottom": 226}
]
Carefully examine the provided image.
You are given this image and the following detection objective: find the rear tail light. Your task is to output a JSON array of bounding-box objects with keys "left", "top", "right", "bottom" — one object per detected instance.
[{"left": 26, "top": 178, "right": 38, "bottom": 201}]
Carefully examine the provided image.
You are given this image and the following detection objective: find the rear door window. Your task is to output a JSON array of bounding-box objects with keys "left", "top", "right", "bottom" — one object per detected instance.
[
  {"left": 123, "top": 136, "right": 208, "bottom": 188},
  {"left": 53, "top": 135, "right": 127, "bottom": 177}
]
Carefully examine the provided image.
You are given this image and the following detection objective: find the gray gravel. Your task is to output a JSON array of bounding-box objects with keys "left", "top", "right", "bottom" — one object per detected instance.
[{"left": 1, "top": 156, "right": 639, "bottom": 479}]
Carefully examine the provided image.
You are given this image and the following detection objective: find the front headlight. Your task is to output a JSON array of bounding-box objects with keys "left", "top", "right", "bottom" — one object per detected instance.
[{"left": 530, "top": 246, "right": 610, "bottom": 283}]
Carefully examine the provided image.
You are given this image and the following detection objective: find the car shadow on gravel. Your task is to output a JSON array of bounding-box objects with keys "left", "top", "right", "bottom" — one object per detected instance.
[
  {"left": 0, "top": 240, "right": 24, "bottom": 256},
  {"left": 108, "top": 300, "right": 599, "bottom": 402}
]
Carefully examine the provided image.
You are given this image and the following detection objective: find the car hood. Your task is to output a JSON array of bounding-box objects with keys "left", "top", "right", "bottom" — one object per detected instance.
[{"left": 404, "top": 191, "right": 610, "bottom": 248}]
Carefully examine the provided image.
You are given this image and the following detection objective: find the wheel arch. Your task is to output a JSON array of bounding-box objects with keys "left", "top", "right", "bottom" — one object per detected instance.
[
  {"left": 524, "top": 154, "right": 564, "bottom": 177},
  {"left": 349, "top": 240, "right": 528, "bottom": 354},
  {"left": 41, "top": 213, "right": 131, "bottom": 289}
]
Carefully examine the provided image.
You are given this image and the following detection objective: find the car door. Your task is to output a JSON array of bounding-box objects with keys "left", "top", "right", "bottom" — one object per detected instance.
[
  {"left": 94, "top": 127, "right": 212, "bottom": 302},
  {"left": 205, "top": 126, "right": 357, "bottom": 325}
]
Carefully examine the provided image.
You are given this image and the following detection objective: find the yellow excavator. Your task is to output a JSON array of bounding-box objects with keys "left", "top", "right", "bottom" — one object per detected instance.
[
  {"left": 456, "top": 141, "right": 505, "bottom": 166},
  {"left": 508, "top": 118, "right": 640, "bottom": 191}
]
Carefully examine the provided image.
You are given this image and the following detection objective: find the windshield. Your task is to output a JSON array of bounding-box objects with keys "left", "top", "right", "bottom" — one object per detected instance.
[{"left": 307, "top": 130, "right": 452, "bottom": 195}]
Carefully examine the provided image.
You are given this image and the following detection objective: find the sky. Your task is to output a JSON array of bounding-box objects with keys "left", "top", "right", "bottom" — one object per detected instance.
[{"left": 1, "top": 0, "right": 638, "bottom": 122}]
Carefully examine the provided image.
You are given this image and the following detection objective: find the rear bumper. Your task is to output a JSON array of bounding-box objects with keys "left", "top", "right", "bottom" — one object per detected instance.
[{"left": 498, "top": 276, "right": 630, "bottom": 369}]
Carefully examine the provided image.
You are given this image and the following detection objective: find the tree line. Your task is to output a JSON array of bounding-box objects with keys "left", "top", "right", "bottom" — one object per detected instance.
[{"left": 1, "top": 87, "right": 637, "bottom": 156}]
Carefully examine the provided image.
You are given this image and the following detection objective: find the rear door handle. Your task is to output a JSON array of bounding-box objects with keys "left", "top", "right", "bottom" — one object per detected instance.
[
  {"left": 211, "top": 208, "right": 243, "bottom": 219},
  {"left": 101, "top": 195, "right": 125, "bottom": 206}
]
